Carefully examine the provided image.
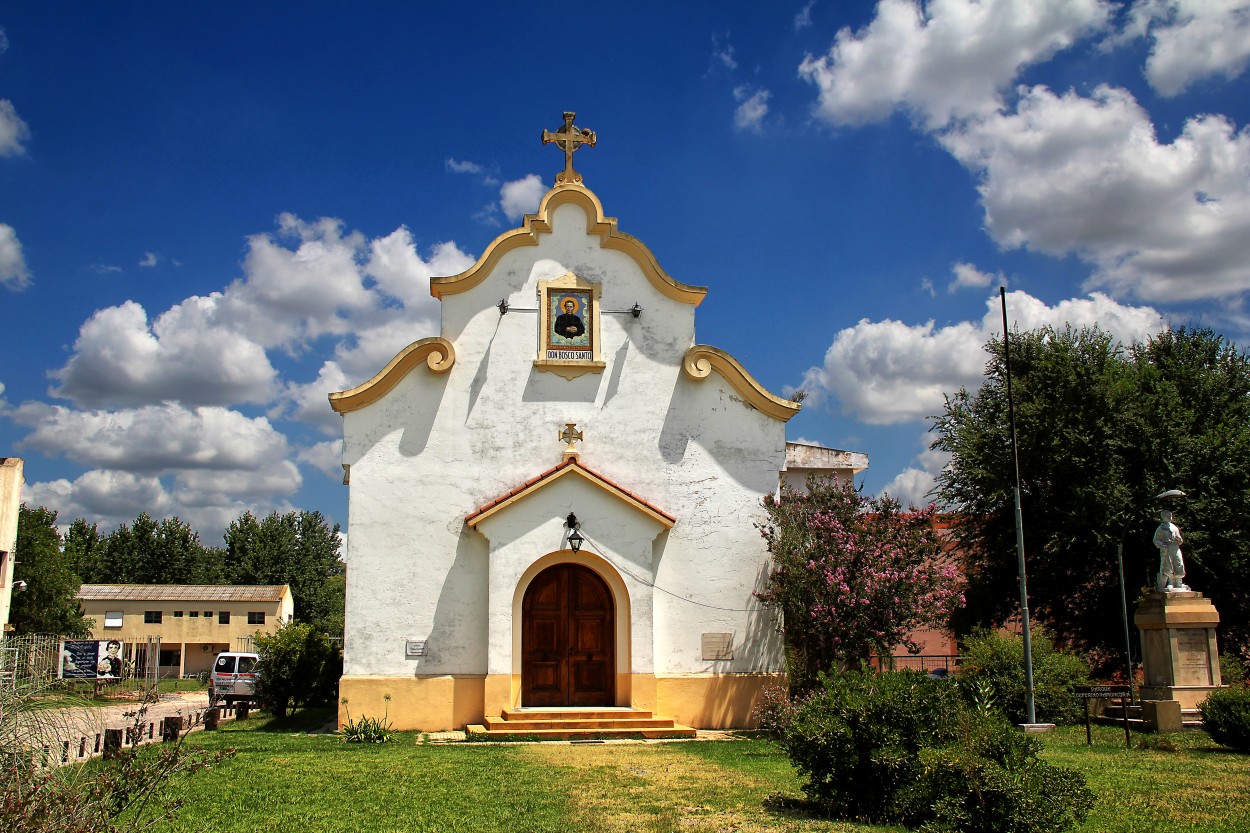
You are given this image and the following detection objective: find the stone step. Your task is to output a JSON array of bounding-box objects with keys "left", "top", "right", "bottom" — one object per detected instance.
[
  {"left": 485, "top": 715, "right": 676, "bottom": 731},
  {"left": 500, "top": 707, "right": 654, "bottom": 721},
  {"left": 466, "top": 723, "right": 697, "bottom": 741}
]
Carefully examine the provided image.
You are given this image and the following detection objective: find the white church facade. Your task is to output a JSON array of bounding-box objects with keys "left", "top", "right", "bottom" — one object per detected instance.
[{"left": 330, "top": 116, "right": 866, "bottom": 731}]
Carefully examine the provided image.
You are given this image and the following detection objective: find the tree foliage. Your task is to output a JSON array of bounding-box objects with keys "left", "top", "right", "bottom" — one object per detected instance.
[
  {"left": 9, "top": 505, "right": 91, "bottom": 636},
  {"left": 253, "top": 621, "right": 342, "bottom": 717},
  {"left": 756, "top": 478, "right": 963, "bottom": 691},
  {"left": 223, "top": 510, "right": 344, "bottom": 634},
  {"left": 934, "top": 325, "right": 1250, "bottom": 666},
  {"left": 85, "top": 513, "right": 224, "bottom": 586}
]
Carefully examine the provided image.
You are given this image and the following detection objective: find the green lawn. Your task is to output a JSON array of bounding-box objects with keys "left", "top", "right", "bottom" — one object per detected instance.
[{"left": 138, "top": 712, "right": 1249, "bottom": 833}]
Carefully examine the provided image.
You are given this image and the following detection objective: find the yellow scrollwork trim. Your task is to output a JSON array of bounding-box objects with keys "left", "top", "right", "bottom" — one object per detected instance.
[
  {"left": 682, "top": 345, "right": 801, "bottom": 423},
  {"left": 430, "top": 185, "right": 707, "bottom": 306},
  {"left": 328, "top": 337, "right": 455, "bottom": 414}
]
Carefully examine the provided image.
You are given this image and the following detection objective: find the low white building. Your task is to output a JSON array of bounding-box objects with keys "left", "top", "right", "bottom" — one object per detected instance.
[{"left": 331, "top": 131, "right": 865, "bottom": 731}]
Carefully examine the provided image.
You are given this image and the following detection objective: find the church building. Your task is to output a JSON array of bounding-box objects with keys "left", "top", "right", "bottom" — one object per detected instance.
[{"left": 330, "top": 114, "right": 866, "bottom": 733}]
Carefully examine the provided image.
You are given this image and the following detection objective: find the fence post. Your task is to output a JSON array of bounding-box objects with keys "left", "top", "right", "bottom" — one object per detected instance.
[
  {"left": 161, "top": 715, "right": 183, "bottom": 742},
  {"left": 103, "top": 728, "right": 123, "bottom": 759}
]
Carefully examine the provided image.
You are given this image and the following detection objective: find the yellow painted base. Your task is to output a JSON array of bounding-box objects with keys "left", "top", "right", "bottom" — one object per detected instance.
[
  {"left": 341, "top": 672, "right": 783, "bottom": 731},
  {"left": 657, "top": 674, "right": 783, "bottom": 729},
  {"left": 339, "top": 675, "right": 485, "bottom": 732}
]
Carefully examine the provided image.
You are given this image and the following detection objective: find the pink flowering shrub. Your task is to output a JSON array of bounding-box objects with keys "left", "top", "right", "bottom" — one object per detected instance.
[{"left": 756, "top": 478, "right": 963, "bottom": 691}]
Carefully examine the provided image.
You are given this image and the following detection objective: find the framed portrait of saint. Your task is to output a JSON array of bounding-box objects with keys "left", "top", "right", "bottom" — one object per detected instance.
[{"left": 535, "top": 274, "right": 604, "bottom": 379}]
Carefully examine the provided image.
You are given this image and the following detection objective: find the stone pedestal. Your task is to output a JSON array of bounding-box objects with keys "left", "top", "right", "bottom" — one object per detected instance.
[{"left": 1134, "top": 590, "right": 1223, "bottom": 710}]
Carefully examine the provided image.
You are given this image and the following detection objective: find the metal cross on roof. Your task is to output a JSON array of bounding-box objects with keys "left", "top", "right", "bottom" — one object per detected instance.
[{"left": 541, "top": 112, "right": 596, "bottom": 186}]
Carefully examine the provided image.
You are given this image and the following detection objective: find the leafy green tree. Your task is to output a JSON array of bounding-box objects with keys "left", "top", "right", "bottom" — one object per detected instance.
[
  {"left": 223, "top": 510, "right": 344, "bottom": 634},
  {"left": 755, "top": 478, "right": 963, "bottom": 691},
  {"left": 62, "top": 517, "right": 102, "bottom": 584},
  {"left": 253, "top": 621, "right": 342, "bottom": 717},
  {"left": 9, "top": 505, "right": 92, "bottom": 636},
  {"left": 94, "top": 513, "right": 223, "bottom": 585},
  {"left": 934, "top": 325, "right": 1250, "bottom": 666}
]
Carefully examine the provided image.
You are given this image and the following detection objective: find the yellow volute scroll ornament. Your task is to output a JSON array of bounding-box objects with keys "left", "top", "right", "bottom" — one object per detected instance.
[
  {"left": 328, "top": 337, "right": 455, "bottom": 414},
  {"left": 681, "top": 345, "right": 802, "bottom": 422}
]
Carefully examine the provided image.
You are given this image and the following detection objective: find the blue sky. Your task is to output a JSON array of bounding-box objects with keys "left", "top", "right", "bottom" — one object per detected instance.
[{"left": 2, "top": 1, "right": 1249, "bottom": 541}]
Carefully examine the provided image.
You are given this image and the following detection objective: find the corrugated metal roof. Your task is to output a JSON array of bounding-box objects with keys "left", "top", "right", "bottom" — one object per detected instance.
[{"left": 77, "top": 584, "right": 289, "bottom": 602}]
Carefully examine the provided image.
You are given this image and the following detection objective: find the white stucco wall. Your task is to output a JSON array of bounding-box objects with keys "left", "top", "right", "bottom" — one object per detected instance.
[{"left": 339, "top": 188, "right": 785, "bottom": 680}]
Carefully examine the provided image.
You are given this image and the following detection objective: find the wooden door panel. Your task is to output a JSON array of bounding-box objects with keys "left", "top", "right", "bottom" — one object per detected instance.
[{"left": 522, "top": 563, "right": 614, "bottom": 707}]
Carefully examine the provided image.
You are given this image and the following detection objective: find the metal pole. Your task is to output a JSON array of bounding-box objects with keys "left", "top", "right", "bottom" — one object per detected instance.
[
  {"left": 1000, "top": 287, "right": 1037, "bottom": 725},
  {"left": 1116, "top": 542, "right": 1135, "bottom": 703}
]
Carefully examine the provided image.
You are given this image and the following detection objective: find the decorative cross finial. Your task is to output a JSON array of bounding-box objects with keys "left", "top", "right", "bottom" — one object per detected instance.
[
  {"left": 559, "top": 422, "right": 584, "bottom": 461},
  {"left": 541, "top": 112, "right": 596, "bottom": 186}
]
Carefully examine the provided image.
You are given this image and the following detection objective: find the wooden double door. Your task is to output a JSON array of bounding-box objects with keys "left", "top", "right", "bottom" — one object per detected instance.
[{"left": 521, "top": 563, "right": 615, "bottom": 707}]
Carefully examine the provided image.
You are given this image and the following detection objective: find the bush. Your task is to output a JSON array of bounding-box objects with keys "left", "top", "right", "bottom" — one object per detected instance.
[
  {"left": 340, "top": 695, "right": 395, "bottom": 743},
  {"left": 1201, "top": 688, "right": 1250, "bottom": 751},
  {"left": 780, "top": 667, "right": 1093, "bottom": 832},
  {"left": 254, "top": 622, "right": 343, "bottom": 717},
  {"left": 1220, "top": 652, "right": 1248, "bottom": 689},
  {"left": 958, "top": 628, "right": 1090, "bottom": 725}
]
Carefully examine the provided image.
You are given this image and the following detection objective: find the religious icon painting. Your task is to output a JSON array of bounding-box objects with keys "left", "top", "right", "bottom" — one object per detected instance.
[
  {"left": 549, "top": 289, "right": 592, "bottom": 353},
  {"left": 535, "top": 274, "right": 605, "bottom": 379}
]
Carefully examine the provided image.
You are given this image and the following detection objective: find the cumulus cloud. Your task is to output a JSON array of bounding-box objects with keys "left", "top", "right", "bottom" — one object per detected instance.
[
  {"left": 948, "top": 262, "right": 1001, "bottom": 293},
  {"left": 801, "top": 290, "right": 1165, "bottom": 424},
  {"left": 0, "top": 100, "right": 31, "bottom": 157},
  {"left": 20, "top": 211, "right": 477, "bottom": 533},
  {"left": 298, "top": 439, "right": 345, "bottom": 481},
  {"left": 881, "top": 444, "right": 951, "bottom": 507},
  {"left": 0, "top": 223, "right": 31, "bottom": 290},
  {"left": 499, "top": 174, "right": 545, "bottom": 222},
  {"left": 733, "top": 86, "right": 771, "bottom": 131},
  {"left": 139, "top": 252, "right": 159, "bottom": 267},
  {"left": 712, "top": 32, "right": 738, "bottom": 70},
  {"left": 799, "top": 0, "right": 1112, "bottom": 130},
  {"left": 12, "top": 402, "right": 294, "bottom": 474},
  {"left": 1121, "top": 0, "right": 1250, "bottom": 96},
  {"left": 941, "top": 85, "right": 1250, "bottom": 303},
  {"left": 446, "top": 158, "right": 484, "bottom": 174}
]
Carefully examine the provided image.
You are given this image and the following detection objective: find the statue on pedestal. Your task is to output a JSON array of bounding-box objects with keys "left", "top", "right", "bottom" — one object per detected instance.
[{"left": 1153, "top": 509, "right": 1188, "bottom": 592}]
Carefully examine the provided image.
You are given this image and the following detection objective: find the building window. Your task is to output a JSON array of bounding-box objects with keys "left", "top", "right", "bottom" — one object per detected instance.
[
  {"left": 203, "top": 611, "right": 212, "bottom": 618},
  {"left": 143, "top": 610, "right": 162, "bottom": 624},
  {"left": 218, "top": 611, "right": 230, "bottom": 625},
  {"left": 173, "top": 611, "right": 183, "bottom": 618},
  {"left": 189, "top": 611, "right": 199, "bottom": 618},
  {"left": 104, "top": 611, "right": 123, "bottom": 629},
  {"left": 247, "top": 612, "right": 266, "bottom": 625}
]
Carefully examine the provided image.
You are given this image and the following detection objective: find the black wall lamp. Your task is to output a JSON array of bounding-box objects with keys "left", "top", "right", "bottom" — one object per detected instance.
[{"left": 565, "top": 512, "right": 584, "bottom": 553}]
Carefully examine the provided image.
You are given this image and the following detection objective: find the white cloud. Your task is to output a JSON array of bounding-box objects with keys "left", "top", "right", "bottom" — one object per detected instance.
[
  {"left": 139, "top": 252, "right": 159, "bottom": 267},
  {"left": 12, "top": 402, "right": 293, "bottom": 474},
  {"left": 0, "top": 100, "right": 31, "bottom": 157},
  {"left": 800, "top": 0, "right": 1112, "bottom": 130},
  {"left": 941, "top": 84, "right": 1250, "bottom": 303},
  {"left": 50, "top": 299, "right": 279, "bottom": 408},
  {"left": 1124, "top": 0, "right": 1250, "bottom": 96},
  {"left": 298, "top": 439, "right": 345, "bottom": 481},
  {"left": 446, "top": 158, "right": 484, "bottom": 174},
  {"left": 948, "top": 262, "right": 1001, "bottom": 292},
  {"left": 802, "top": 290, "right": 1165, "bottom": 424},
  {"left": 0, "top": 223, "right": 31, "bottom": 290},
  {"left": 713, "top": 32, "right": 738, "bottom": 70},
  {"left": 795, "top": 1, "right": 815, "bottom": 30},
  {"left": 499, "top": 174, "right": 545, "bottom": 222},
  {"left": 733, "top": 86, "right": 771, "bottom": 131},
  {"left": 881, "top": 444, "right": 950, "bottom": 507}
]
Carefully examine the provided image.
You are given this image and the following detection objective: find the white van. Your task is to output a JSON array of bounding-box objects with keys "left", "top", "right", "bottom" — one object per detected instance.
[{"left": 209, "top": 651, "right": 260, "bottom": 707}]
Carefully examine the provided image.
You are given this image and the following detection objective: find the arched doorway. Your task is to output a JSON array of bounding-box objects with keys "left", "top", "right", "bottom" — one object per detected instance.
[{"left": 522, "top": 563, "right": 615, "bottom": 706}]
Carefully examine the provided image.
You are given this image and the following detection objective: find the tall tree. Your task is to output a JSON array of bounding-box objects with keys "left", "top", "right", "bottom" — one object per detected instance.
[
  {"left": 9, "top": 505, "right": 92, "bottom": 636},
  {"left": 755, "top": 478, "right": 962, "bottom": 692},
  {"left": 63, "top": 517, "right": 102, "bottom": 582},
  {"left": 934, "top": 326, "right": 1250, "bottom": 666},
  {"left": 223, "top": 510, "right": 344, "bottom": 634},
  {"left": 95, "top": 513, "right": 222, "bottom": 584}
]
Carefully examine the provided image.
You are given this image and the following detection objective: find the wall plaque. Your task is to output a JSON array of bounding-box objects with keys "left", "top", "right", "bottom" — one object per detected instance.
[
  {"left": 405, "top": 640, "right": 427, "bottom": 658},
  {"left": 701, "top": 633, "right": 734, "bottom": 661}
]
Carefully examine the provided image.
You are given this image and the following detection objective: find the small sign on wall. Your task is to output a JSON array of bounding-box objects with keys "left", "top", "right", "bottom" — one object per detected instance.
[
  {"left": 701, "top": 633, "right": 734, "bottom": 661},
  {"left": 405, "top": 640, "right": 427, "bottom": 658}
]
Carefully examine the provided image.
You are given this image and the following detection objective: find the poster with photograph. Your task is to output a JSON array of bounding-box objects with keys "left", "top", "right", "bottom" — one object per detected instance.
[
  {"left": 95, "top": 639, "right": 125, "bottom": 678},
  {"left": 59, "top": 640, "right": 99, "bottom": 679}
]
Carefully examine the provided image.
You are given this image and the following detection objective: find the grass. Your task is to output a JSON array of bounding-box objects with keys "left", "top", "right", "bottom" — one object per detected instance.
[{"left": 130, "top": 712, "right": 1248, "bottom": 833}]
